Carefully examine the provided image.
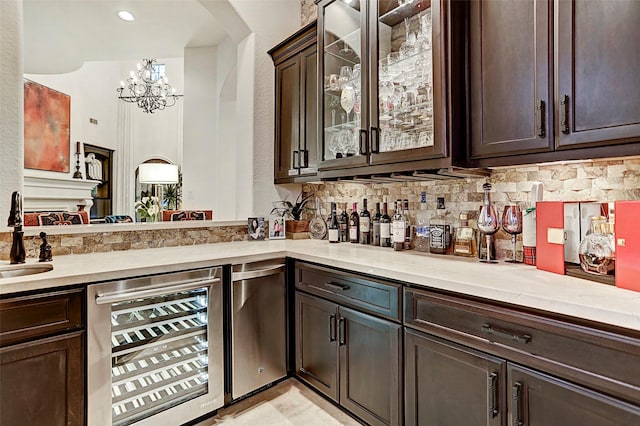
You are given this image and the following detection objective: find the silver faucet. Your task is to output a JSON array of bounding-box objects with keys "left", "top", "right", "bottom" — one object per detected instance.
[{"left": 7, "top": 191, "right": 26, "bottom": 264}]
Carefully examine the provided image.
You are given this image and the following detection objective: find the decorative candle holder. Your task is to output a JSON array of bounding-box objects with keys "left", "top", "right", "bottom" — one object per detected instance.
[{"left": 73, "top": 141, "right": 83, "bottom": 179}]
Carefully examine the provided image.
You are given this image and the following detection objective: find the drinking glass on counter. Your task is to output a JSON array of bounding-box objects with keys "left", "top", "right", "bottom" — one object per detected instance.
[
  {"left": 502, "top": 205, "right": 523, "bottom": 263},
  {"left": 478, "top": 183, "right": 499, "bottom": 263}
]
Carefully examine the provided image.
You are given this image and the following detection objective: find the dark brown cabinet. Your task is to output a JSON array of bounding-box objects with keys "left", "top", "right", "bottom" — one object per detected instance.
[
  {"left": 469, "top": 0, "right": 552, "bottom": 159},
  {"left": 294, "top": 261, "right": 402, "bottom": 426},
  {"left": 295, "top": 292, "right": 401, "bottom": 426},
  {"left": 509, "top": 364, "right": 640, "bottom": 426},
  {"left": 0, "top": 288, "right": 85, "bottom": 425},
  {"left": 470, "top": 0, "right": 640, "bottom": 166},
  {"left": 269, "top": 22, "right": 318, "bottom": 183},
  {"left": 556, "top": 0, "right": 640, "bottom": 150},
  {"left": 405, "top": 328, "right": 505, "bottom": 426}
]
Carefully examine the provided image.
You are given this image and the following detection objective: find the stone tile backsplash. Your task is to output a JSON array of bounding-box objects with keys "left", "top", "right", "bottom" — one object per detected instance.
[
  {"left": 302, "top": 157, "right": 640, "bottom": 258},
  {"left": 301, "top": 0, "right": 317, "bottom": 26},
  {"left": 0, "top": 225, "right": 247, "bottom": 261}
]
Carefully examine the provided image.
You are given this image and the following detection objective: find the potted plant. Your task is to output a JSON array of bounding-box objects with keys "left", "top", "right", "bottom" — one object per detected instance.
[{"left": 271, "top": 192, "right": 313, "bottom": 233}]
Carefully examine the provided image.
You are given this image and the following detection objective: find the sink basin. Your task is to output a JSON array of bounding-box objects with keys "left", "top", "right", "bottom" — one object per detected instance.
[{"left": 0, "top": 263, "right": 53, "bottom": 278}]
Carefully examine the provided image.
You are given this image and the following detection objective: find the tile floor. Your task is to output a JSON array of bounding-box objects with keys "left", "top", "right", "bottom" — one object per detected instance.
[{"left": 195, "top": 379, "right": 361, "bottom": 425}]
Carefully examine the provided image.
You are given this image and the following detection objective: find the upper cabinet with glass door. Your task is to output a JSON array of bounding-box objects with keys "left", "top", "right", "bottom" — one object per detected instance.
[
  {"left": 317, "top": 0, "right": 466, "bottom": 175},
  {"left": 318, "top": 0, "right": 369, "bottom": 170}
]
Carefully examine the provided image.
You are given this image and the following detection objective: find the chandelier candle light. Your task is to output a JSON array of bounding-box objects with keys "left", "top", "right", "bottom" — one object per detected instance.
[{"left": 117, "top": 59, "right": 181, "bottom": 114}]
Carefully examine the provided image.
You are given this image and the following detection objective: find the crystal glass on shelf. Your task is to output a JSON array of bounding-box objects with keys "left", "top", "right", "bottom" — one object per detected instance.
[
  {"left": 340, "top": 85, "right": 355, "bottom": 126},
  {"left": 478, "top": 183, "right": 500, "bottom": 264},
  {"left": 502, "top": 204, "right": 523, "bottom": 263}
]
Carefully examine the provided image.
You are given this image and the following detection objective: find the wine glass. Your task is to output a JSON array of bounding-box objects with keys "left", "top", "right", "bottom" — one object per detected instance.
[
  {"left": 478, "top": 204, "right": 499, "bottom": 263},
  {"left": 502, "top": 205, "right": 523, "bottom": 263},
  {"left": 340, "top": 85, "right": 355, "bottom": 125}
]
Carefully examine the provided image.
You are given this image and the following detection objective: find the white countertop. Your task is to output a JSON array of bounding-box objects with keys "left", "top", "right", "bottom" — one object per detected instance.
[{"left": 2, "top": 240, "right": 640, "bottom": 332}]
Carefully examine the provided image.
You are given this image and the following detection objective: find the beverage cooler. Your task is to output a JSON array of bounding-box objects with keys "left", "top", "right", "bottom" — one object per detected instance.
[{"left": 87, "top": 267, "right": 224, "bottom": 426}]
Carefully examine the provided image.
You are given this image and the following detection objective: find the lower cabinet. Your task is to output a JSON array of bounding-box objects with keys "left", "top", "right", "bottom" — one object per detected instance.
[
  {"left": 509, "top": 364, "right": 640, "bottom": 426},
  {"left": 404, "top": 328, "right": 505, "bottom": 426},
  {"left": 0, "top": 287, "right": 85, "bottom": 426},
  {"left": 296, "top": 291, "right": 402, "bottom": 426}
]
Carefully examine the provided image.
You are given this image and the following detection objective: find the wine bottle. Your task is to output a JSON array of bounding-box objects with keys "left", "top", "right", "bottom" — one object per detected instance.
[
  {"left": 372, "top": 202, "right": 381, "bottom": 246},
  {"left": 415, "top": 191, "right": 429, "bottom": 252},
  {"left": 403, "top": 199, "right": 412, "bottom": 250},
  {"left": 349, "top": 202, "right": 359, "bottom": 244},
  {"left": 339, "top": 203, "right": 349, "bottom": 242},
  {"left": 328, "top": 202, "right": 339, "bottom": 243},
  {"left": 359, "top": 198, "right": 371, "bottom": 244},
  {"left": 392, "top": 199, "right": 406, "bottom": 251},
  {"left": 380, "top": 200, "right": 391, "bottom": 248}
]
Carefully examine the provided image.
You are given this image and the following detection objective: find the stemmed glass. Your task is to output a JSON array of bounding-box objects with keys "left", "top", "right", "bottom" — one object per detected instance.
[
  {"left": 340, "top": 85, "right": 355, "bottom": 126},
  {"left": 502, "top": 205, "right": 523, "bottom": 263},
  {"left": 478, "top": 204, "right": 499, "bottom": 264}
]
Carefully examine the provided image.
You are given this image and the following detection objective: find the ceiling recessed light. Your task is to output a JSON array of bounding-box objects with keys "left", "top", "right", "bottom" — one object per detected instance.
[{"left": 117, "top": 10, "right": 135, "bottom": 22}]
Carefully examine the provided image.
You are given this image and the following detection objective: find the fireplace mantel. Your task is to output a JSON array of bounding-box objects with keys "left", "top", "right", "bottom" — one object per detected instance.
[{"left": 23, "top": 176, "right": 100, "bottom": 212}]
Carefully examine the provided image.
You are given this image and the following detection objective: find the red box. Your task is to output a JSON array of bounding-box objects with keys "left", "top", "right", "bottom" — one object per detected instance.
[
  {"left": 535, "top": 201, "right": 607, "bottom": 275},
  {"left": 615, "top": 201, "right": 640, "bottom": 292}
]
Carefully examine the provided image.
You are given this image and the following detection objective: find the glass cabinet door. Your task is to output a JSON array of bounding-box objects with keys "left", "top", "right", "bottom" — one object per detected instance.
[
  {"left": 372, "top": 0, "right": 445, "bottom": 163},
  {"left": 319, "top": 0, "right": 369, "bottom": 168}
]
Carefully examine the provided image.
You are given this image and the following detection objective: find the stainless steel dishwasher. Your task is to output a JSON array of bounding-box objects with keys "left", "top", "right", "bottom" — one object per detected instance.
[{"left": 230, "top": 259, "right": 287, "bottom": 399}]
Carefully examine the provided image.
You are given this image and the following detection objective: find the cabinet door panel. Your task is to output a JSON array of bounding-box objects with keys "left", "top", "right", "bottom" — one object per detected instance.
[
  {"left": 295, "top": 292, "right": 338, "bottom": 401},
  {"left": 339, "top": 306, "right": 401, "bottom": 426},
  {"left": 275, "top": 56, "right": 300, "bottom": 180},
  {"left": 470, "top": 0, "right": 552, "bottom": 158},
  {"left": 557, "top": 0, "right": 640, "bottom": 148},
  {"left": 0, "top": 331, "right": 84, "bottom": 426},
  {"left": 405, "top": 328, "right": 505, "bottom": 426},
  {"left": 300, "top": 45, "right": 318, "bottom": 175},
  {"left": 508, "top": 364, "right": 640, "bottom": 426}
]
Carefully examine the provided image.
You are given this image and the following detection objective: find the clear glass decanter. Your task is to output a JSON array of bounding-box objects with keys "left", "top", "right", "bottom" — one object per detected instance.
[{"left": 578, "top": 216, "right": 615, "bottom": 275}]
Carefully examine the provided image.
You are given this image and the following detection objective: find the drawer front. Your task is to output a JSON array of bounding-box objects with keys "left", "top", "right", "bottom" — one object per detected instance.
[
  {"left": 0, "top": 288, "right": 84, "bottom": 347},
  {"left": 404, "top": 287, "right": 640, "bottom": 404},
  {"left": 295, "top": 262, "right": 401, "bottom": 321}
]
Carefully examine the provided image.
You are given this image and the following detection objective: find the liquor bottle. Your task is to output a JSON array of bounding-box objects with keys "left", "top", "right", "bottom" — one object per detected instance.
[
  {"left": 328, "top": 202, "right": 340, "bottom": 243},
  {"left": 403, "top": 199, "right": 412, "bottom": 250},
  {"left": 392, "top": 199, "right": 406, "bottom": 251},
  {"left": 359, "top": 198, "right": 371, "bottom": 244},
  {"left": 380, "top": 200, "right": 391, "bottom": 248},
  {"left": 372, "top": 202, "right": 381, "bottom": 246},
  {"left": 429, "top": 197, "right": 451, "bottom": 254},
  {"left": 415, "top": 191, "right": 430, "bottom": 252},
  {"left": 339, "top": 203, "right": 349, "bottom": 242},
  {"left": 349, "top": 202, "right": 359, "bottom": 244},
  {"left": 453, "top": 212, "right": 477, "bottom": 257}
]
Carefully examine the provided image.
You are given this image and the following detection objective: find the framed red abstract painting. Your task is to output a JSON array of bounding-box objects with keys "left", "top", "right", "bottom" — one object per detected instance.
[{"left": 24, "top": 79, "right": 71, "bottom": 173}]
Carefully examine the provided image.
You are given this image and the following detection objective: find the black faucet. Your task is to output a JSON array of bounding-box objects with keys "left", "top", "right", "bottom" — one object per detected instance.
[{"left": 7, "top": 191, "right": 26, "bottom": 264}]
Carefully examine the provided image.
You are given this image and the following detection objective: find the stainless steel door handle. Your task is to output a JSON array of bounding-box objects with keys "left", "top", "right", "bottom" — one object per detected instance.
[
  {"left": 96, "top": 278, "right": 220, "bottom": 304},
  {"left": 231, "top": 264, "right": 285, "bottom": 281}
]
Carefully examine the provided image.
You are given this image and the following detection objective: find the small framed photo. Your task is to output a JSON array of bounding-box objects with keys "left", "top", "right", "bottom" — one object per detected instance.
[
  {"left": 248, "top": 217, "right": 265, "bottom": 241},
  {"left": 269, "top": 215, "right": 286, "bottom": 240}
]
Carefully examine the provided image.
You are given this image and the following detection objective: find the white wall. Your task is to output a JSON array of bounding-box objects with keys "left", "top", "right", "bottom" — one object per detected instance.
[
  {"left": 229, "top": 0, "right": 303, "bottom": 217},
  {"left": 183, "top": 47, "right": 218, "bottom": 214},
  {"left": 0, "top": 0, "right": 24, "bottom": 219}
]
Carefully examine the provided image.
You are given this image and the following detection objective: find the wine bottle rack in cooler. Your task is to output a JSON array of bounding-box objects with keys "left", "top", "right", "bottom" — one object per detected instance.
[{"left": 109, "top": 288, "right": 210, "bottom": 426}]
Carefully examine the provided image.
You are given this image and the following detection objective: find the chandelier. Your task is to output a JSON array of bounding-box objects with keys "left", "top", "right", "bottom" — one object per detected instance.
[{"left": 117, "top": 59, "right": 181, "bottom": 114}]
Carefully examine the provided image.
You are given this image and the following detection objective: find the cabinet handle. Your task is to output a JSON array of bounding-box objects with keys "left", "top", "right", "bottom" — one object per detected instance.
[
  {"left": 481, "top": 324, "right": 531, "bottom": 344},
  {"left": 488, "top": 372, "right": 498, "bottom": 418},
  {"left": 513, "top": 382, "right": 524, "bottom": 426},
  {"left": 301, "top": 149, "right": 309, "bottom": 168},
  {"left": 370, "top": 127, "right": 379, "bottom": 153},
  {"left": 329, "top": 314, "right": 336, "bottom": 342},
  {"left": 359, "top": 129, "right": 368, "bottom": 155},
  {"left": 325, "top": 282, "right": 350, "bottom": 291},
  {"left": 560, "top": 94, "right": 570, "bottom": 134},
  {"left": 536, "top": 100, "right": 545, "bottom": 138},
  {"left": 338, "top": 317, "right": 346, "bottom": 346},
  {"left": 292, "top": 150, "right": 300, "bottom": 169}
]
